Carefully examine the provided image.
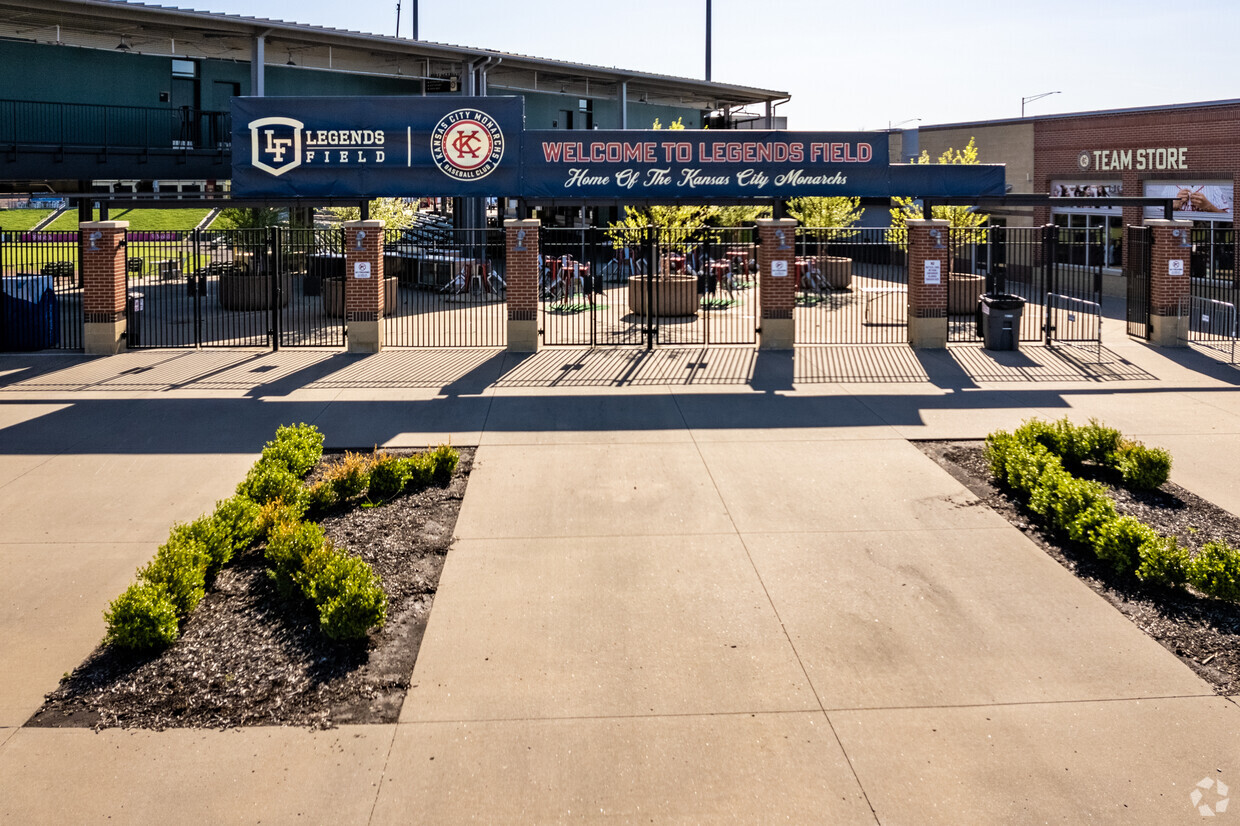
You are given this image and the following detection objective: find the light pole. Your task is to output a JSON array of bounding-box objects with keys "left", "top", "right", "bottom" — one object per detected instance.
[
  {"left": 1022, "top": 91, "right": 1060, "bottom": 118},
  {"left": 888, "top": 117, "right": 921, "bottom": 131},
  {"left": 705, "top": 0, "right": 712, "bottom": 81}
]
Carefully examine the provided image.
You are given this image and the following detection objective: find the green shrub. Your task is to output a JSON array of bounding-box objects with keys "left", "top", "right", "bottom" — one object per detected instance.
[
  {"left": 400, "top": 454, "right": 435, "bottom": 491},
  {"left": 1113, "top": 441, "right": 1171, "bottom": 490},
  {"left": 1187, "top": 541, "right": 1240, "bottom": 602},
  {"left": 984, "top": 430, "right": 1020, "bottom": 480},
  {"left": 260, "top": 423, "right": 324, "bottom": 478},
  {"left": 1066, "top": 498, "right": 1119, "bottom": 545},
  {"left": 323, "top": 451, "right": 373, "bottom": 502},
  {"left": 368, "top": 457, "right": 411, "bottom": 501},
  {"left": 265, "top": 519, "right": 327, "bottom": 598},
  {"left": 1013, "top": 418, "right": 1062, "bottom": 455},
  {"left": 302, "top": 545, "right": 387, "bottom": 640},
  {"left": 206, "top": 496, "right": 261, "bottom": 573},
  {"left": 139, "top": 534, "right": 209, "bottom": 616},
  {"left": 429, "top": 444, "right": 460, "bottom": 486},
  {"left": 305, "top": 479, "right": 338, "bottom": 513},
  {"left": 104, "top": 582, "right": 181, "bottom": 651},
  {"left": 237, "top": 459, "right": 305, "bottom": 506},
  {"left": 1135, "top": 536, "right": 1189, "bottom": 587},
  {"left": 1091, "top": 515, "right": 1157, "bottom": 576},
  {"left": 255, "top": 497, "right": 308, "bottom": 539},
  {"left": 1076, "top": 419, "right": 1123, "bottom": 465},
  {"left": 1032, "top": 472, "right": 1109, "bottom": 532}
]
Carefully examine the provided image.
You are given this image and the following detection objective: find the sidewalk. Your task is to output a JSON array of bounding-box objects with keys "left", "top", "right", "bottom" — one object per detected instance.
[{"left": 1, "top": 337, "right": 1238, "bottom": 823}]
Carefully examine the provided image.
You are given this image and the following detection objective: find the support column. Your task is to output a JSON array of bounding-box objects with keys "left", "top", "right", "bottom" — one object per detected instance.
[
  {"left": 81, "top": 221, "right": 129, "bottom": 355},
  {"left": 1145, "top": 218, "right": 1193, "bottom": 347},
  {"left": 505, "top": 219, "right": 540, "bottom": 352},
  {"left": 756, "top": 217, "right": 797, "bottom": 349},
  {"left": 906, "top": 219, "right": 950, "bottom": 349},
  {"left": 344, "top": 220, "right": 385, "bottom": 353}
]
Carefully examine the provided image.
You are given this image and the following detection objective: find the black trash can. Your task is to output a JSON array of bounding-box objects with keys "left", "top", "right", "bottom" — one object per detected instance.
[
  {"left": 979, "top": 293, "right": 1025, "bottom": 351},
  {"left": 127, "top": 291, "right": 144, "bottom": 347}
]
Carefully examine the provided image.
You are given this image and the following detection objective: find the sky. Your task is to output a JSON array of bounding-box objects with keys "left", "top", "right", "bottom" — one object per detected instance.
[{"left": 187, "top": 0, "right": 1238, "bottom": 130}]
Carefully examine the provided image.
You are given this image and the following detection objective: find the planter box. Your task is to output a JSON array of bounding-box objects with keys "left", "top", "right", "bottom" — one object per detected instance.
[
  {"left": 949, "top": 273, "right": 986, "bottom": 314},
  {"left": 218, "top": 272, "right": 291, "bottom": 311},
  {"left": 322, "top": 277, "right": 398, "bottom": 317},
  {"left": 628, "top": 274, "right": 698, "bottom": 317},
  {"left": 819, "top": 256, "right": 852, "bottom": 289}
]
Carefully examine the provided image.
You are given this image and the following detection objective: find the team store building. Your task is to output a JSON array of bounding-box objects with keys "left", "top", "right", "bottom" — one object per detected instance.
[{"left": 916, "top": 98, "right": 1238, "bottom": 291}]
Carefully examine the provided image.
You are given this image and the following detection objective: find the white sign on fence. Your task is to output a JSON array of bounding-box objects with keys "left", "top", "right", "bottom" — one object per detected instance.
[
  {"left": 353, "top": 261, "right": 372, "bottom": 279},
  {"left": 1169, "top": 259, "right": 1185, "bottom": 276},
  {"left": 771, "top": 260, "right": 788, "bottom": 278},
  {"left": 924, "top": 259, "right": 942, "bottom": 285}
]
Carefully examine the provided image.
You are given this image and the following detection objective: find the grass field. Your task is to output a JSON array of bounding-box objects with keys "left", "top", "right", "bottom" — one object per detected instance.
[
  {"left": 44, "top": 208, "right": 212, "bottom": 232},
  {"left": 0, "top": 210, "right": 54, "bottom": 232}
]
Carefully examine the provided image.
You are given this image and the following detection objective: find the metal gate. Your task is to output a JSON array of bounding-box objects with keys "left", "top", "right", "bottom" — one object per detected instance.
[
  {"left": 794, "top": 227, "right": 908, "bottom": 344},
  {"left": 540, "top": 225, "right": 758, "bottom": 348},
  {"left": 383, "top": 225, "right": 507, "bottom": 347},
  {"left": 0, "top": 230, "right": 82, "bottom": 351},
  {"left": 1125, "top": 225, "right": 1151, "bottom": 340},
  {"left": 948, "top": 225, "right": 1102, "bottom": 344},
  {"left": 1180, "top": 225, "right": 1238, "bottom": 354},
  {"left": 124, "top": 227, "right": 346, "bottom": 350}
]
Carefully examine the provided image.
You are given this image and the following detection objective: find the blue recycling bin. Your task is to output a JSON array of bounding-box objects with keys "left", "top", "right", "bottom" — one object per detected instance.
[{"left": 1, "top": 275, "right": 59, "bottom": 351}]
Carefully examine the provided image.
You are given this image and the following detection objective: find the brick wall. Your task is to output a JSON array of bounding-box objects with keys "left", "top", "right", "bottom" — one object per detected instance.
[
  {"left": 1033, "top": 102, "right": 1240, "bottom": 267},
  {"left": 756, "top": 219, "right": 797, "bottom": 320},
  {"left": 505, "top": 219, "right": 540, "bottom": 322},
  {"left": 907, "top": 220, "right": 950, "bottom": 318},
  {"left": 1146, "top": 220, "right": 1193, "bottom": 316},
  {"left": 81, "top": 222, "right": 127, "bottom": 323},
  {"left": 344, "top": 220, "right": 384, "bottom": 321}
]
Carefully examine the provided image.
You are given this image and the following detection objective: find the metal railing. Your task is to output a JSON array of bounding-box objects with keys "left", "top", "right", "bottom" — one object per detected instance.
[
  {"left": 1046, "top": 292, "right": 1103, "bottom": 362},
  {"left": 795, "top": 227, "right": 907, "bottom": 345},
  {"left": 0, "top": 99, "right": 231, "bottom": 151},
  {"left": 1179, "top": 295, "right": 1238, "bottom": 364},
  {"left": 0, "top": 231, "right": 81, "bottom": 350}
]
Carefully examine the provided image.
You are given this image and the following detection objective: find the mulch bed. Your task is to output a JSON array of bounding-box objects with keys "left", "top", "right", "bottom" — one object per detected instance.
[
  {"left": 27, "top": 447, "right": 473, "bottom": 731},
  {"left": 921, "top": 440, "right": 1240, "bottom": 695}
]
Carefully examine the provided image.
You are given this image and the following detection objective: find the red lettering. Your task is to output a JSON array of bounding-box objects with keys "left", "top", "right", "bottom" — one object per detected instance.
[{"left": 541, "top": 142, "right": 564, "bottom": 162}]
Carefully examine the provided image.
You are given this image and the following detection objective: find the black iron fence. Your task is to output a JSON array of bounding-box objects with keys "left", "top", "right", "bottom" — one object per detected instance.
[
  {"left": 383, "top": 226, "right": 507, "bottom": 347},
  {"left": 948, "top": 225, "right": 1102, "bottom": 344},
  {"left": 124, "top": 228, "right": 344, "bottom": 349},
  {"left": 795, "top": 227, "right": 908, "bottom": 344},
  {"left": 1183, "top": 225, "right": 1238, "bottom": 355},
  {"left": 0, "top": 230, "right": 81, "bottom": 350},
  {"left": 539, "top": 225, "right": 758, "bottom": 348},
  {"left": 1126, "top": 226, "right": 1151, "bottom": 340}
]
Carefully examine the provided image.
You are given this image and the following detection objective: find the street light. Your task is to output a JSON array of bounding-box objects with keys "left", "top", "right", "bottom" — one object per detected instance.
[
  {"left": 888, "top": 117, "right": 921, "bottom": 131},
  {"left": 1022, "top": 91, "right": 1060, "bottom": 117}
]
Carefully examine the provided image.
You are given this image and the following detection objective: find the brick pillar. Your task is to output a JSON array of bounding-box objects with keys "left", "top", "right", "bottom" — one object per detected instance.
[
  {"left": 505, "top": 218, "right": 540, "bottom": 352},
  {"left": 343, "top": 220, "right": 385, "bottom": 353},
  {"left": 81, "top": 221, "right": 129, "bottom": 355},
  {"left": 1145, "top": 218, "right": 1193, "bottom": 347},
  {"left": 756, "top": 218, "right": 797, "bottom": 349},
  {"left": 906, "top": 219, "right": 950, "bottom": 349}
]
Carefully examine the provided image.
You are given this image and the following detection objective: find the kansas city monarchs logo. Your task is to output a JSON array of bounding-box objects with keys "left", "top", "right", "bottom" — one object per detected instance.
[
  {"left": 430, "top": 109, "right": 504, "bottom": 181},
  {"left": 249, "top": 117, "right": 304, "bottom": 177}
]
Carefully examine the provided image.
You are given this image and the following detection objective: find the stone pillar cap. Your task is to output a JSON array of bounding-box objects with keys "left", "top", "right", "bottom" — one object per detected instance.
[
  {"left": 905, "top": 219, "right": 950, "bottom": 227},
  {"left": 343, "top": 219, "right": 385, "bottom": 228},
  {"left": 79, "top": 221, "right": 130, "bottom": 229},
  {"left": 505, "top": 218, "right": 542, "bottom": 228},
  {"left": 1143, "top": 218, "right": 1193, "bottom": 227},
  {"left": 756, "top": 218, "right": 797, "bottom": 227}
]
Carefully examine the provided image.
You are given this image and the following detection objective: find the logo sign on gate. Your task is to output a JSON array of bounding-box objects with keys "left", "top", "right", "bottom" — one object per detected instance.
[{"left": 232, "top": 96, "right": 1005, "bottom": 200}]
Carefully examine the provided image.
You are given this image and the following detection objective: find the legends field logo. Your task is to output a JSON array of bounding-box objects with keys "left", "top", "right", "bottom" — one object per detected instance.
[
  {"left": 430, "top": 109, "right": 505, "bottom": 181},
  {"left": 249, "top": 117, "right": 304, "bottom": 177}
]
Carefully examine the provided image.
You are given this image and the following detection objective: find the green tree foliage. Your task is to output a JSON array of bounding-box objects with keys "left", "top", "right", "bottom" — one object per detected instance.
[
  {"left": 327, "top": 198, "right": 419, "bottom": 225},
  {"left": 888, "top": 137, "right": 989, "bottom": 244},
  {"left": 214, "top": 208, "right": 285, "bottom": 229},
  {"left": 786, "top": 196, "right": 862, "bottom": 229}
]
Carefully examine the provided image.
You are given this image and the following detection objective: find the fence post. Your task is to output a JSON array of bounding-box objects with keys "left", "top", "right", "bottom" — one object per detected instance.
[
  {"left": 343, "top": 219, "right": 385, "bottom": 353},
  {"left": 1144, "top": 218, "right": 1194, "bottom": 347},
  {"left": 81, "top": 221, "right": 130, "bottom": 354},
  {"left": 505, "top": 218, "right": 541, "bottom": 353},
  {"left": 756, "top": 217, "right": 797, "bottom": 349},
  {"left": 906, "top": 219, "right": 949, "bottom": 348}
]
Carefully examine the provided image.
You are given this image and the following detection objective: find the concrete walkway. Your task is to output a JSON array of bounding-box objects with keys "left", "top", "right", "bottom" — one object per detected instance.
[{"left": 1, "top": 330, "right": 1239, "bottom": 823}]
